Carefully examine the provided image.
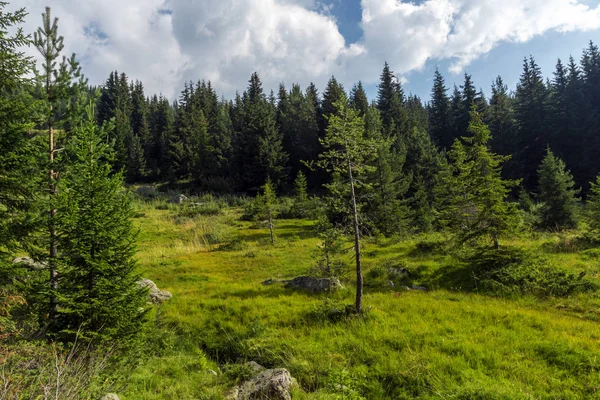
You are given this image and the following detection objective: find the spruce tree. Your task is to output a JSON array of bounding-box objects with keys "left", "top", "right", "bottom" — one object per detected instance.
[
  {"left": 514, "top": 56, "right": 550, "bottom": 189},
  {"left": 349, "top": 81, "right": 369, "bottom": 116},
  {"left": 321, "top": 76, "right": 347, "bottom": 135},
  {"left": 54, "top": 105, "right": 147, "bottom": 345},
  {"left": 429, "top": 69, "right": 452, "bottom": 149},
  {"left": 437, "top": 109, "right": 519, "bottom": 248},
  {"left": 318, "top": 101, "right": 376, "bottom": 313},
  {"left": 33, "top": 6, "right": 87, "bottom": 321},
  {"left": 488, "top": 76, "right": 516, "bottom": 158},
  {"left": 256, "top": 179, "right": 277, "bottom": 244},
  {"left": 585, "top": 175, "right": 600, "bottom": 237},
  {"left": 0, "top": 4, "right": 39, "bottom": 256},
  {"left": 537, "top": 148, "right": 580, "bottom": 230}
]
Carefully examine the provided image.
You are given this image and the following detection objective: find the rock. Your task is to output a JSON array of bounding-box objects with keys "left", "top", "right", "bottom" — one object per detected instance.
[
  {"left": 245, "top": 361, "right": 266, "bottom": 374},
  {"left": 101, "top": 394, "right": 120, "bottom": 400},
  {"left": 284, "top": 276, "right": 342, "bottom": 293},
  {"left": 410, "top": 284, "right": 427, "bottom": 291},
  {"left": 171, "top": 194, "right": 189, "bottom": 204},
  {"left": 226, "top": 368, "right": 297, "bottom": 400},
  {"left": 136, "top": 186, "right": 156, "bottom": 196},
  {"left": 12, "top": 257, "right": 46, "bottom": 270},
  {"left": 137, "top": 278, "right": 172, "bottom": 304}
]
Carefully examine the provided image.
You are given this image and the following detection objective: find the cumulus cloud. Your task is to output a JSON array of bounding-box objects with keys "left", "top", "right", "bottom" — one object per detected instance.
[
  {"left": 360, "top": 0, "right": 600, "bottom": 77},
  {"left": 12, "top": 0, "right": 600, "bottom": 98}
]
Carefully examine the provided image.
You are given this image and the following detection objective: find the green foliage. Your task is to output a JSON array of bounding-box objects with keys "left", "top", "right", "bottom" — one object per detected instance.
[
  {"left": 310, "top": 215, "right": 348, "bottom": 278},
  {"left": 462, "top": 248, "right": 597, "bottom": 297},
  {"left": 537, "top": 148, "right": 580, "bottom": 230},
  {"left": 52, "top": 107, "right": 147, "bottom": 346},
  {"left": 0, "top": 3, "right": 41, "bottom": 254},
  {"left": 437, "top": 109, "right": 520, "bottom": 248},
  {"left": 585, "top": 175, "right": 600, "bottom": 237}
]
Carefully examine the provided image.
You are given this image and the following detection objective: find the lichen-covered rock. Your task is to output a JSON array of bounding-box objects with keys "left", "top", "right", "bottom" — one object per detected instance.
[
  {"left": 171, "top": 194, "right": 189, "bottom": 204},
  {"left": 12, "top": 257, "right": 46, "bottom": 270},
  {"left": 284, "top": 276, "right": 342, "bottom": 293},
  {"left": 226, "top": 368, "right": 297, "bottom": 400},
  {"left": 245, "top": 361, "right": 266, "bottom": 374},
  {"left": 137, "top": 278, "right": 172, "bottom": 304}
]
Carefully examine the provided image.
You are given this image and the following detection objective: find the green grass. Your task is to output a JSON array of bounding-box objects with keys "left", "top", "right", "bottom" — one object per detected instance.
[{"left": 120, "top": 199, "right": 600, "bottom": 399}]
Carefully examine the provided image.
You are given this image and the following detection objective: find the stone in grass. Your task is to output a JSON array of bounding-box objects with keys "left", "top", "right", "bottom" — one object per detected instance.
[
  {"left": 226, "top": 368, "right": 298, "bottom": 400},
  {"left": 101, "top": 394, "right": 120, "bottom": 400},
  {"left": 136, "top": 278, "right": 172, "bottom": 304},
  {"left": 245, "top": 361, "right": 266, "bottom": 374},
  {"left": 284, "top": 276, "right": 342, "bottom": 293},
  {"left": 410, "top": 284, "right": 427, "bottom": 291},
  {"left": 170, "top": 194, "right": 189, "bottom": 204}
]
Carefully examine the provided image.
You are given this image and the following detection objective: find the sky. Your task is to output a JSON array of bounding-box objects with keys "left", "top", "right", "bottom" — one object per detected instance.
[{"left": 12, "top": 0, "right": 600, "bottom": 103}]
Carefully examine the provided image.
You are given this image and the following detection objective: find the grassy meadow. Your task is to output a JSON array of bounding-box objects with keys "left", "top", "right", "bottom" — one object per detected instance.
[{"left": 120, "top": 195, "right": 600, "bottom": 399}]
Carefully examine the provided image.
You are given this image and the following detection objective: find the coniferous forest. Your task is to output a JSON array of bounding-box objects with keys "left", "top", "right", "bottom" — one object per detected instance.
[{"left": 4, "top": 3, "right": 600, "bottom": 399}]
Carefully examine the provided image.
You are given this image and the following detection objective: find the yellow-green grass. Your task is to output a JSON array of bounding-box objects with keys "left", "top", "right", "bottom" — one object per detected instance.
[{"left": 122, "top": 200, "right": 600, "bottom": 399}]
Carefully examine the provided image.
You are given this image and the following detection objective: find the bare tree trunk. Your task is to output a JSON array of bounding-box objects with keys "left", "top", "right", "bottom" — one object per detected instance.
[
  {"left": 347, "top": 149, "right": 363, "bottom": 314},
  {"left": 49, "top": 112, "right": 58, "bottom": 321},
  {"left": 268, "top": 209, "right": 274, "bottom": 245}
]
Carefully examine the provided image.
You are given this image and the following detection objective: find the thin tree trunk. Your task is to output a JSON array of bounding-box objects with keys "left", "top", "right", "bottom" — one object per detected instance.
[
  {"left": 49, "top": 117, "right": 58, "bottom": 321},
  {"left": 347, "top": 148, "right": 363, "bottom": 314},
  {"left": 268, "top": 209, "right": 274, "bottom": 245}
]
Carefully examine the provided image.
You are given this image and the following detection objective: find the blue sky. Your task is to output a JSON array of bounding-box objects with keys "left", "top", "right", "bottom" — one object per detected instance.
[
  {"left": 329, "top": 0, "right": 600, "bottom": 101},
  {"left": 16, "top": 0, "right": 600, "bottom": 102}
]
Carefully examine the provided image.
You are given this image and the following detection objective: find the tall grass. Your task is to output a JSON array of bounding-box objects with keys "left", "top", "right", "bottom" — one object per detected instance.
[{"left": 121, "top": 200, "right": 600, "bottom": 399}]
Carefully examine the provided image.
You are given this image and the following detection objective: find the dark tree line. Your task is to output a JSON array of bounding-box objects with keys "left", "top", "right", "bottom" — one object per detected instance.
[{"left": 101, "top": 42, "right": 600, "bottom": 201}]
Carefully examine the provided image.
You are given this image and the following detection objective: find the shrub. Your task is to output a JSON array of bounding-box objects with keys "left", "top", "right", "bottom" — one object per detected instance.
[{"left": 466, "top": 248, "right": 597, "bottom": 297}]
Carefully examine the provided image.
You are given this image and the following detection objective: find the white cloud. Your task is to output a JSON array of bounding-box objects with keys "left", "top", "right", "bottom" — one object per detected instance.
[
  {"left": 12, "top": 0, "right": 600, "bottom": 99},
  {"left": 360, "top": 0, "right": 600, "bottom": 77}
]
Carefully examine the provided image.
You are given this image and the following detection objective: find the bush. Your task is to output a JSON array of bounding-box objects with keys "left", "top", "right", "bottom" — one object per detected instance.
[{"left": 466, "top": 248, "right": 597, "bottom": 297}]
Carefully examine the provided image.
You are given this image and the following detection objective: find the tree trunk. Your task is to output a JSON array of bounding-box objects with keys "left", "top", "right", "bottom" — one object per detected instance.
[
  {"left": 49, "top": 120, "right": 58, "bottom": 321},
  {"left": 347, "top": 149, "right": 363, "bottom": 314},
  {"left": 268, "top": 209, "right": 274, "bottom": 245}
]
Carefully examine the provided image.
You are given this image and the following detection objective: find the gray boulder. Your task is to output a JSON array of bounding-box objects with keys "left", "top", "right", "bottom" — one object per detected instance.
[
  {"left": 12, "top": 257, "right": 46, "bottom": 270},
  {"left": 137, "top": 278, "right": 172, "bottom": 304},
  {"left": 171, "top": 194, "right": 189, "bottom": 204},
  {"left": 284, "top": 276, "right": 342, "bottom": 293},
  {"left": 245, "top": 361, "right": 266, "bottom": 374},
  {"left": 136, "top": 186, "right": 156, "bottom": 196},
  {"left": 226, "top": 368, "right": 297, "bottom": 400}
]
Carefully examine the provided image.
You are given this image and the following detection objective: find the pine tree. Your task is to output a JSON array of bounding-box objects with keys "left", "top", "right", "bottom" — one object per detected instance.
[
  {"left": 376, "top": 62, "right": 408, "bottom": 138},
  {"left": 456, "top": 73, "right": 477, "bottom": 137},
  {"left": 537, "top": 148, "right": 580, "bottom": 230},
  {"left": 429, "top": 69, "right": 452, "bottom": 149},
  {"left": 585, "top": 175, "right": 600, "bottom": 237},
  {"left": 279, "top": 84, "right": 319, "bottom": 183},
  {"left": 0, "top": 4, "right": 40, "bottom": 256},
  {"left": 53, "top": 104, "right": 147, "bottom": 345},
  {"left": 256, "top": 179, "right": 277, "bottom": 244},
  {"left": 349, "top": 81, "right": 369, "bottom": 116},
  {"left": 237, "top": 73, "right": 287, "bottom": 191},
  {"left": 514, "top": 56, "right": 550, "bottom": 189},
  {"left": 321, "top": 76, "right": 347, "bottom": 135},
  {"left": 437, "top": 109, "right": 519, "bottom": 248},
  {"left": 33, "top": 6, "right": 87, "bottom": 321},
  {"left": 488, "top": 76, "right": 516, "bottom": 158},
  {"left": 318, "top": 101, "right": 376, "bottom": 313}
]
